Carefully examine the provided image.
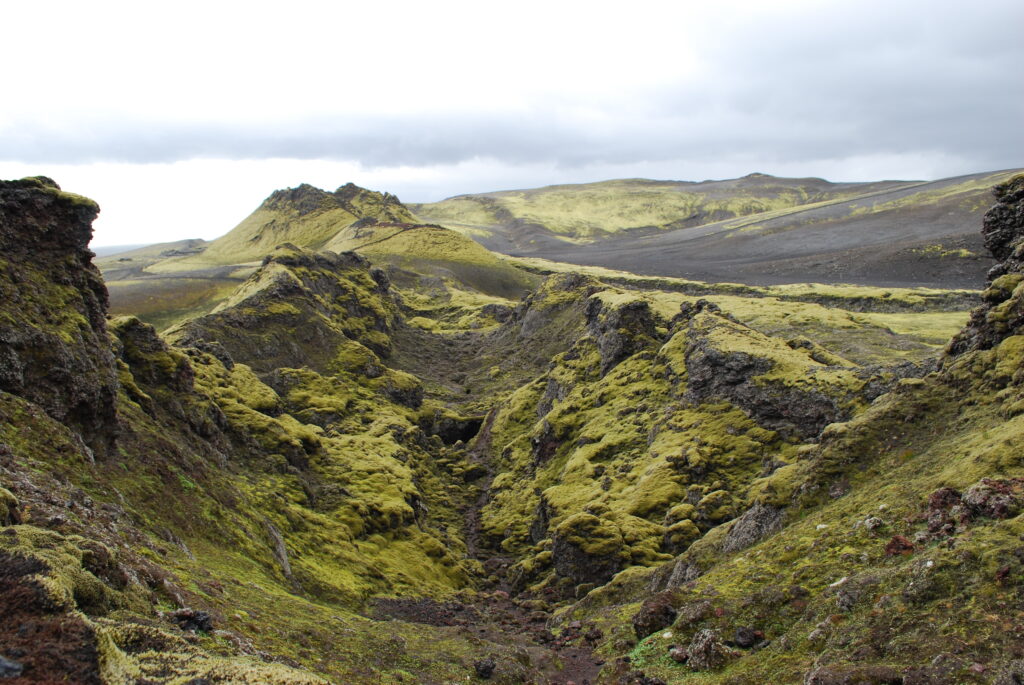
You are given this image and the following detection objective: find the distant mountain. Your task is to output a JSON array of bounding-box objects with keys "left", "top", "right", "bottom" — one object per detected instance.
[
  {"left": 413, "top": 169, "right": 1023, "bottom": 288},
  {"left": 90, "top": 242, "right": 149, "bottom": 257},
  {"left": 411, "top": 173, "right": 912, "bottom": 242}
]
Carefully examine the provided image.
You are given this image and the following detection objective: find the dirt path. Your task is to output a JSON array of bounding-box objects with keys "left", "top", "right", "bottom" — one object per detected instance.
[
  {"left": 372, "top": 594, "right": 604, "bottom": 684},
  {"left": 463, "top": 408, "right": 498, "bottom": 561},
  {"left": 371, "top": 408, "right": 603, "bottom": 683}
]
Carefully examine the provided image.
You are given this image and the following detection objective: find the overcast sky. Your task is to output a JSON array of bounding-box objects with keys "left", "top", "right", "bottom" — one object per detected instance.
[{"left": 2, "top": 0, "right": 1021, "bottom": 247}]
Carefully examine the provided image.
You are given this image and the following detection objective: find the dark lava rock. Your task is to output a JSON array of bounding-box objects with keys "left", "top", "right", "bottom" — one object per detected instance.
[
  {"left": 928, "top": 487, "right": 962, "bottom": 511},
  {"left": 585, "top": 295, "right": 659, "bottom": 374},
  {"left": 551, "top": 513, "right": 626, "bottom": 585},
  {"left": 687, "top": 629, "right": 733, "bottom": 671},
  {"left": 734, "top": 626, "right": 758, "bottom": 649},
  {"left": 681, "top": 312, "right": 851, "bottom": 440},
  {"left": 0, "top": 656, "right": 23, "bottom": 678},
  {"left": 473, "top": 657, "right": 496, "bottom": 679},
  {"left": 632, "top": 591, "right": 677, "bottom": 639},
  {"left": 0, "top": 177, "right": 119, "bottom": 453},
  {"left": 530, "top": 420, "right": 563, "bottom": 467},
  {"left": 420, "top": 412, "right": 483, "bottom": 446},
  {"left": 884, "top": 535, "right": 915, "bottom": 557},
  {"left": 369, "top": 266, "right": 390, "bottom": 292},
  {"left": 481, "top": 302, "right": 513, "bottom": 323},
  {"left": 925, "top": 486, "right": 964, "bottom": 537},
  {"left": 721, "top": 503, "right": 785, "bottom": 553},
  {"left": 984, "top": 177, "right": 1024, "bottom": 263},
  {"left": 169, "top": 608, "right": 213, "bottom": 633},
  {"left": 948, "top": 174, "right": 1024, "bottom": 356}
]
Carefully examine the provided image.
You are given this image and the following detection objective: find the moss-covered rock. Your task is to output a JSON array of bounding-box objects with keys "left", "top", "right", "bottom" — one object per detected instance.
[
  {"left": 0, "top": 178, "right": 118, "bottom": 452},
  {"left": 552, "top": 513, "right": 629, "bottom": 585},
  {"left": 6, "top": 172, "right": 1022, "bottom": 684}
]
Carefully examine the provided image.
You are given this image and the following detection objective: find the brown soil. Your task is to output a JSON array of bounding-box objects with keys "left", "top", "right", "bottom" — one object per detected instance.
[{"left": 0, "top": 552, "right": 103, "bottom": 684}]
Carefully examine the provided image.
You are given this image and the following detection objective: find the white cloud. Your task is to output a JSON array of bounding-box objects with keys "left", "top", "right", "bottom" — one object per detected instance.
[{"left": 1, "top": 0, "right": 1021, "bottom": 246}]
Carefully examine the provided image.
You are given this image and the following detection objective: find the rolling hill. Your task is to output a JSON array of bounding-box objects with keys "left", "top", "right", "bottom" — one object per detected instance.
[{"left": 413, "top": 169, "right": 1023, "bottom": 288}]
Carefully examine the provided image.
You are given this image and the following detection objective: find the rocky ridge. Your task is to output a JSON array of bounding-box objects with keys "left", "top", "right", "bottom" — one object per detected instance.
[{"left": 0, "top": 175, "right": 1021, "bottom": 683}]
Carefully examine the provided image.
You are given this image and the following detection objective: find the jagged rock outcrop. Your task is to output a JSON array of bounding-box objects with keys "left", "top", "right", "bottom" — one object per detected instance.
[
  {"left": 948, "top": 175, "right": 1024, "bottom": 356},
  {"left": 169, "top": 246, "right": 398, "bottom": 374},
  {"left": 551, "top": 513, "right": 628, "bottom": 585},
  {"left": 260, "top": 182, "right": 413, "bottom": 224},
  {"left": 0, "top": 177, "right": 118, "bottom": 453},
  {"left": 585, "top": 294, "right": 660, "bottom": 374},
  {"left": 678, "top": 302, "right": 862, "bottom": 439}
]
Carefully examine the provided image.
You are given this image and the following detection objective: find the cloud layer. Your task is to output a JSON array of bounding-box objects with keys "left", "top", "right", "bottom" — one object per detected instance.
[{"left": 2, "top": 0, "right": 1022, "bottom": 245}]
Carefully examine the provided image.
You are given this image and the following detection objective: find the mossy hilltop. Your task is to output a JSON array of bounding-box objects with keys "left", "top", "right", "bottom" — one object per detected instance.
[
  {"left": 1, "top": 174, "right": 1024, "bottom": 683},
  {"left": 413, "top": 170, "right": 1023, "bottom": 289}
]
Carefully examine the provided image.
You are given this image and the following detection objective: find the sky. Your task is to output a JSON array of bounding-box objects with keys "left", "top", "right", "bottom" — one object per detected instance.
[{"left": 1, "top": 0, "right": 1021, "bottom": 247}]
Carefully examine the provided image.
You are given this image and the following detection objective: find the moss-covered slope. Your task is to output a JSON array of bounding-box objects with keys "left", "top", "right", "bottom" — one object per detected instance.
[
  {"left": 412, "top": 175, "right": 908, "bottom": 241},
  {"left": 5, "top": 174, "right": 1024, "bottom": 684},
  {"left": 325, "top": 221, "right": 538, "bottom": 299},
  {"left": 163, "top": 183, "right": 415, "bottom": 268},
  {"left": 539, "top": 175, "right": 1024, "bottom": 684}
]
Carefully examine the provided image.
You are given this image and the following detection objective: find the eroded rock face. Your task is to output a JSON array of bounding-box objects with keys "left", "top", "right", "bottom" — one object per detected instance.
[
  {"left": 721, "top": 503, "right": 785, "bottom": 553},
  {"left": 585, "top": 295, "right": 660, "bottom": 374},
  {"left": 0, "top": 178, "right": 118, "bottom": 453},
  {"left": 680, "top": 308, "right": 855, "bottom": 439},
  {"left": 948, "top": 175, "right": 1024, "bottom": 356},
  {"left": 551, "top": 513, "right": 627, "bottom": 585}
]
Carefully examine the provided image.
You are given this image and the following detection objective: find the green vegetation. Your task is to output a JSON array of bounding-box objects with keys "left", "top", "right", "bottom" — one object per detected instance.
[
  {"left": 412, "top": 176, "right": 905, "bottom": 239},
  {"left": 7, "top": 174, "right": 1024, "bottom": 683}
]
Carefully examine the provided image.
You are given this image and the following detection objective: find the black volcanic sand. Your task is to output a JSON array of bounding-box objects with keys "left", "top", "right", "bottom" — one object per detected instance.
[{"left": 473, "top": 172, "right": 1008, "bottom": 289}]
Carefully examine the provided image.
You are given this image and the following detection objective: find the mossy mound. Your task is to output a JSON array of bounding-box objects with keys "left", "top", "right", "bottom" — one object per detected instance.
[
  {"left": 167, "top": 246, "right": 398, "bottom": 371},
  {"left": 326, "top": 222, "right": 538, "bottom": 299},
  {"left": 164, "top": 183, "right": 416, "bottom": 268}
]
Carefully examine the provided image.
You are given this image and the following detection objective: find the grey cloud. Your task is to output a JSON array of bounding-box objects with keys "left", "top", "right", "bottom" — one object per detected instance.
[{"left": 3, "top": 0, "right": 1022, "bottom": 176}]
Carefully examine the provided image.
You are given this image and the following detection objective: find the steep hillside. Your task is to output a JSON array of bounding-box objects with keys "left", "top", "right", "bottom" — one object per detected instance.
[
  {"left": 414, "top": 170, "right": 1022, "bottom": 289},
  {"left": 541, "top": 174, "right": 1024, "bottom": 684},
  {"left": 3, "top": 174, "right": 1024, "bottom": 683},
  {"left": 164, "top": 183, "right": 415, "bottom": 268},
  {"left": 99, "top": 183, "right": 538, "bottom": 331}
]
